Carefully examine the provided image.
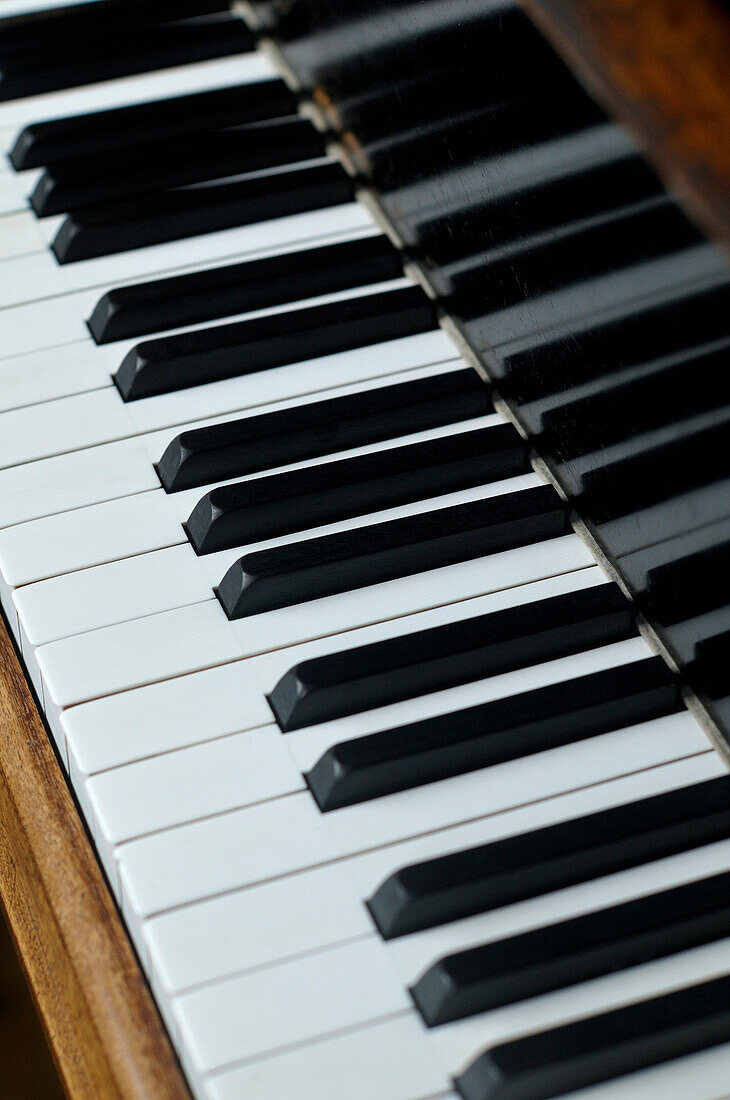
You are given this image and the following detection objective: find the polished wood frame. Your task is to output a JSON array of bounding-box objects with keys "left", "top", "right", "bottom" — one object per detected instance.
[
  {"left": 521, "top": 0, "right": 730, "bottom": 247},
  {"left": 0, "top": 615, "right": 190, "bottom": 1100}
]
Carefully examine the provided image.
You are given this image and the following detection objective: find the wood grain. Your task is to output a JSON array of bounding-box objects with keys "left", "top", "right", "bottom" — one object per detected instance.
[
  {"left": 0, "top": 615, "right": 190, "bottom": 1100},
  {"left": 519, "top": 0, "right": 730, "bottom": 247}
]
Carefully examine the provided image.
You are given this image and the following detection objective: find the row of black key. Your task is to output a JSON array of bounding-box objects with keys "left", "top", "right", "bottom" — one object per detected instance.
[{"left": 0, "top": 9, "right": 254, "bottom": 101}]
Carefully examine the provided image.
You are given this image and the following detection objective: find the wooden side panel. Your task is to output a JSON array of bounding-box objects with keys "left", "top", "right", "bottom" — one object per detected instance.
[
  {"left": 0, "top": 617, "right": 190, "bottom": 1100},
  {"left": 519, "top": 0, "right": 730, "bottom": 247}
]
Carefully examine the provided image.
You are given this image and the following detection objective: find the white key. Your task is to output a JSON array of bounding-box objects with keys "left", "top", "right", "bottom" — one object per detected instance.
[
  {"left": 144, "top": 862, "right": 372, "bottom": 995},
  {"left": 36, "top": 531, "right": 593, "bottom": 709},
  {"left": 121, "top": 792, "right": 334, "bottom": 917},
  {"left": 86, "top": 727, "right": 305, "bottom": 868},
  {"left": 38, "top": 598, "right": 242, "bottom": 708},
  {"left": 204, "top": 1016, "right": 455, "bottom": 1100},
  {"left": 0, "top": 172, "right": 27, "bottom": 217},
  {"left": 0, "top": 295, "right": 89, "bottom": 360},
  {"left": 63, "top": 569, "right": 608, "bottom": 780},
  {"left": 172, "top": 938, "right": 410, "bottom": 1075},
  {"left": 0, "top": 437, "right": 158, "bottom": 528},
  {"left": 0, "top": 490, "right": 184, "bottom": 588},
  {"left": 14, "top": 543, "right": 214, "bottom": 645},
  {"left": 0, "top": 388, "right": 136, "bottom": 469},
  {"left": 0, "top": 337, "right": 109, "bottom": 414},
  {"left": 118, "top": 748, "right": 721, "bottom": 923},
  {"left": 0, "top": 210, "right": 46, "bottom": 261},
  {"left": 0, "top": 54, "right": 274, "bottom": 133}
]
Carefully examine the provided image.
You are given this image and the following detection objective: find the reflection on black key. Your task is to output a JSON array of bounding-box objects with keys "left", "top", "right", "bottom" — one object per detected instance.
[
  {"left": 115, "top": 285, "right": 435, "bottom": 400},
  {"left": 32, "top": 119, "right": 326, "bottom": 216},
  {"left": 368, "top": 775, "right": 730, "bottom": 939},
  {"left": 88, "top": 235, "right": 402, "bottom": 344},
  {"left": 187, "top": 424, "right": 524, "bottom": 554},
  {"left": 0, "top": 16, "right": 254, "bottom": 103},
  {"left": 0, "top": 0, "right": 230, "bottom": 56},
  {"left": 270, "top": 582, "right": 634, "bottom": 731},
  {"left": 456, "top": 972, "right": 730, "bottom": 1100},
  {"left": 217, "top": 484, "right": 565, "bottom": 619},
  {"left": 10, "top": 80, "right": 296, "bottom": 170},
  {"left": 157, "top": 369, "right": 490, "bottom": 492},
  {"left": 413, "top": 869, "right": 730, "bottom": 1026},
  {"left": 307, "top": 657, "right": 679, "bottom": 811},
  {"left": 52, "top": 162, "right": 353, "bottom": 264}
]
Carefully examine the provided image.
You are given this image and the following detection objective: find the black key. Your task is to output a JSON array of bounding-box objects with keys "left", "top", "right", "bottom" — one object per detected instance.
[
  {"left": 306, "top": 657, "right": 680, "bottom": 811},
  {"left": 0, "top": 0, "right": 230, "bottom": 56},
  {"left": 538, "top": 341, "right": 730, "bottom": 465},
  {"left": 187, "top": 424, "right": 524, "bottom": 554},
  {"left": 10, "top": 80, "right": 296, "bottom": 171},
  {"left": 573, "top": 419, "right": 730, "bottom": 528},
  {"left": 367, "top": 774, "right": 730, "bottom": 939},
  {"left": 270, "top": 582, "right": 634, "bottom": 731},
  {"left": 88, "top": 235, "right": 402, "bottom": 344},
  {"left": 0, "top": 16, "right": 254, "bottom": 103},
  {"left": 498, "top": 279, "right": 730, "bottom": 408},
  {"left": 157, "top": 368, "right": 491, "bottom": 493},
  {"left": 413, "top": 869, "right": 730, "bottom": 1027},
  {"left": 217, "top": 484, "right": 566, "bottom": 619},
  {"left": 114, "top": 284, "right": 435, "bottom": 400},
  {"left": 453, "top": 200, "right": 699, "bottom": 320},
  {"left": 52, "top": 161, "right": 353, "bottom": 264},
  {"left": 31, "top": 118, "right": 326, "bottom": 216},
  {"left": 456, "top": 972, "right": 730, "bottom": 1100}
]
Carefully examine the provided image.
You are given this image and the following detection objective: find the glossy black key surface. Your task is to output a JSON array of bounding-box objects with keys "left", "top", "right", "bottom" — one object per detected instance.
[
  {"left": 496, "top": 279, "right": 730, "bottom": 408},
  {"left": 0, "top": 0, "right": 230, "bottom": 55},
  {"left": 156, "top": 369, "right": 491, "bottom": 492},
  {"left": 367, "top": 775, "right": 730, "bottom": 939},
  {"left": 306, "top": 657, "right": 679, "bottom": 811},
  {"left": 88, "top": 235, "right": 402, "bottom": 344},
  {"left": 31, "top": 119, "right": 326, "bottom": 216},
  {"left": 456, "top": 972, "right": 730, "bottom": 1100},
  {"left": 217, "top": 484, "right": 566, "bottom": 619},
  {"left": 417, "top": 154, "right": 662, "bottom": 274},
  {"left": 452, "top": 200, "right": 698, "bottom": 321},
  {"left": 270, "top": 582, "right": 634, "bottom": 731},
  {"left": 187, "top": 424, "right": 524, "bottom": 554},
  {"left": 9, "top": 80, "right": 296, "bottom": 170},
  {"left": 114, "top": 284, "right": 435, "bottom": 400},
  {"left": 0, "top": 16, "right": 254, "bottom": 102},
  {"left": 52, "top": 161, "right": 353, "bottom": 264},
  {"left": 538, "top": 341, "right": 730, "bottom": 464},
  {"left": 573, "top": 418, "right": 730, "bottom": 530},
  {"left": 413, "top": 869, "right": 730, "bottom": 1026}
]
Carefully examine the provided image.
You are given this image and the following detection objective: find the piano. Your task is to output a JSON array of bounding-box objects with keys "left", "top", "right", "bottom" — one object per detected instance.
[{"left": 0, "top": 1, "right": 729, "bottom": 1097}]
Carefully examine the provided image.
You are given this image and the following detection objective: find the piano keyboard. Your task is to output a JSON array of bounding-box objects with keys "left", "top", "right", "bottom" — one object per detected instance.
[{"left": 1, "top": 3, "right": 730, "bottom": 1098}]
